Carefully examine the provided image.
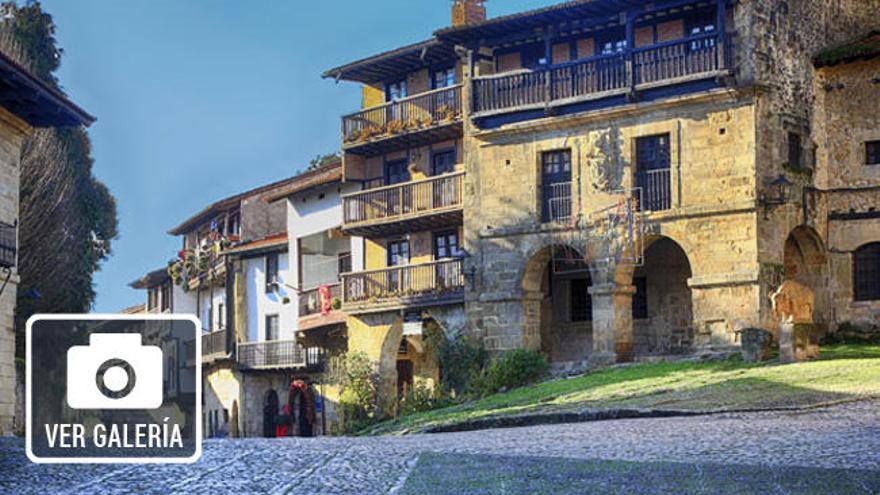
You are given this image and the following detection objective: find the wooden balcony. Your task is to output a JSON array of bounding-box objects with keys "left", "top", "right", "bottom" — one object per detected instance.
[
  {"left": 342, "top": 85, "right": 463, "bottom": 156},
  {"left": 342, "top": 172, "right": 464, "bottom": 237},
  {"left": 237, "top": 340, "right": 325, "bottom": 371},
  {"left": 201, "top": 329, "right": 229, "bottom": 363},
  {"left": 298, "top": 283, "right": 346, "bottom": 332},
  {"left": 341, "top": 258, "right": 465, "bottom": 314},
  {"left": 472, "top": 34, "right": 729, "bottom": 117}
]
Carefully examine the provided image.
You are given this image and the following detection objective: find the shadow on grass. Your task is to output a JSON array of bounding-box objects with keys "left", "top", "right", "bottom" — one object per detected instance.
[{"left": 401, "top": 452, "right": 880, "bottom": 495}]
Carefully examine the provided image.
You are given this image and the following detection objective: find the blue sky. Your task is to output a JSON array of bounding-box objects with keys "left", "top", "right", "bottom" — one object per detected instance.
[{"left": 42, "top": 0, "right": 545, "bottom": 312}]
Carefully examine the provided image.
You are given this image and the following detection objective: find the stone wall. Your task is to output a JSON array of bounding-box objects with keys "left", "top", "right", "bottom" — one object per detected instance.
[
  {"left": 464, "top": 91, "right": 760, "bottom": 357},
  {"left": 0, "top": 108, "right": 28, "bottom": 436}
]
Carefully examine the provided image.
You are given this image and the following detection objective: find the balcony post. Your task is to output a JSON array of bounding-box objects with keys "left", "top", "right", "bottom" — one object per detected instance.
[
  {"left": 625, "top": 12, "right": 636, "bottom": 95},
  {"left": 544, "top": 26, "right": 555, "bottom": 104},
  {"left": 716, "top": 0, "right": 727, "bottom": 70}
]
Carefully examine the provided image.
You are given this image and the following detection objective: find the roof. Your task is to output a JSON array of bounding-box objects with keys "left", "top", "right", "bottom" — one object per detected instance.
[
  {"left": 815, "top": 31, "right": 880, "bottom": 67},
  {"left": 130, "top": 267, "right": 169, "bottom": 289},
  {"left": 434, "top": 0, "right": 689, "bottom": 45},
  {"left": 222, "top": 232, "right": 288, "bottom": 256},
  {"left": 120, "top": 303, "right": 146, "bottom": 314},
  {"left": 168, "top": 173, "right": 307, "bottom": 236},
  {"left": 0, "top": 49, "right": 94, "bottom": 127},
  {"left": 322, "top": 38, "right": 458, "bottom": 84},
  {"left": 264, "top": 159, "right": 342, "bottom": 203}
]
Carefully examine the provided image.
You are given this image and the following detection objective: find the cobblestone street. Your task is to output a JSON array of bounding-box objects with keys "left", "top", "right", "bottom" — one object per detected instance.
[{"left": 3, "top": 400, "right": 880, "bottom": 494}]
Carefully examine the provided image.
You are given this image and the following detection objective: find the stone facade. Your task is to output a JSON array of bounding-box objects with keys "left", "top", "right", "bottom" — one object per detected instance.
[{"left": 0, "top": 107, "right": 28, "bottom": 436}]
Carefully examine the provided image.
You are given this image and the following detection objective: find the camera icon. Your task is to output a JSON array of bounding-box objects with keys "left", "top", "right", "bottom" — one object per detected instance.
[{"left": 67, "top": 333, "right": 163, "bottom": 410}]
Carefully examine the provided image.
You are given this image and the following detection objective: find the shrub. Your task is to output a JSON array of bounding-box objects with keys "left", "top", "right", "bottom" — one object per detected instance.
[
  {"left": 435, "top": 335, "right": 487, "bottom": 399},
  {"left": 327, "top": 351, "right": 379, "bottom": 433},
  {"left": 399, "top": 383, "right": 454, "bottom": 416},
  {"left": 822, "top": 321, "right": 880, "bottom": 345},
  {"left": 475, "top": 349, "right": 549, "bottom": 397}
]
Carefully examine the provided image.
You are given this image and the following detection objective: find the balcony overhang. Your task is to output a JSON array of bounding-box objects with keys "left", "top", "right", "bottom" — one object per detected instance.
[
  {"left": 343, "top": 207, "right": 463, "bottom": 238},
  {"left": 344, "top": 120, "right": 463, "bottom": 157}
]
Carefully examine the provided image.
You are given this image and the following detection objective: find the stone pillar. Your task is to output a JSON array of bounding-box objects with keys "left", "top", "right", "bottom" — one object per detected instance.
[
  {"left": 589, "top": 283, "right": 636, "bottom": 365},
  {"left": 521, "top": 290, "right": 543, "bottom": 352}
]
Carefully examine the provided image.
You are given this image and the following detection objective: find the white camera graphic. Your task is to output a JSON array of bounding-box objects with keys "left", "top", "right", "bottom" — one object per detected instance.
[{"left": 67, "top": 333, "right": 163, "bottom": 410}]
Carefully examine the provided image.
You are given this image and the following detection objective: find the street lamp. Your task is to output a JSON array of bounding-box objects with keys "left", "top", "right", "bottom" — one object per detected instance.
[{"left": 759, "top": 174, "right": 792, "bottom": 219}]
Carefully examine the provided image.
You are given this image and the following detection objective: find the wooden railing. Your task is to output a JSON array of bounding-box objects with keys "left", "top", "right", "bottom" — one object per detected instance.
[
  {"left": 473, "top": 33, "right": 725, "bottom": 114},
  {"left": 343, "top": 171, "right": 464, "bottom": 226},
  {"left": 237, "top": 340, "right": 325, "bottom": 370},
  {"left": 342, "top": 85, "right": 462, "bottom": 144},
  {"left": 635, "top": 169, "right": 672, "bottom": 212},
  {"left": 342, "top": 258, "right": 465, "bottom": 304},
  {"left": 299, "top": 283, "right": 342, "bottom": 317},
  {"left": 201, "top": 329, "right": 228, "bottom": 359}
]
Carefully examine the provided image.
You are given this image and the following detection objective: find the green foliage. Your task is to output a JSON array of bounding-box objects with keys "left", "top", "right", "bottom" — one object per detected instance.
[
  {"left": 821, "top": 321, "right": 880, "bottom": 345},
  {"left": 399, "top": 383, "right": 454, "bottom": 416},
  {"left": 474, "top": 349, "right": 549, "bottom": 397},
  {"left": 328, "top": 351, "right": 380, "bottom": 433},
  {"left": 435, "top": 334, "right": 487, "bottom": 398},
  {"left": 0, "top": 2, "right": 118, "bottom": 358},
  {"left": 305, "top": 152, "right": 341, "bottom": 172}
]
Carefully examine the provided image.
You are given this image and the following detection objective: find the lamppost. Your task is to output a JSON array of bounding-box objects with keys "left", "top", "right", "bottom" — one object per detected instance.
[{"left": 759, "top": 174, "right": 793, "bottom": 219}]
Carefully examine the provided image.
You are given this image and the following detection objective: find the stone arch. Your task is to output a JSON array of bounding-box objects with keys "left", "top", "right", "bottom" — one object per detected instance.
[
  {"left": 783, "top": 226, "right": 829, "bottom": 325},
  {"left": 632, "top": 236, "right": 694, "bottom": 354},
  {"left": 521, "top": 243, "right": 594, "bottom": 363}
]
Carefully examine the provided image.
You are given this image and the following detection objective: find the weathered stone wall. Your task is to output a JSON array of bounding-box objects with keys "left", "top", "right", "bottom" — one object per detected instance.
[
  {"left": 464, "top": 92, "right": 760, "bottom": 356},
  {"left": 0, "top": 108, "right": 28, "bottom": 436},
  {"left": 203, "top": 364, "right": 241, "bottom": 437}
]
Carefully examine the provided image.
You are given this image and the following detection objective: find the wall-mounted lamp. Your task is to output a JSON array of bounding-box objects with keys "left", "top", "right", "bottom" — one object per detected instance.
[{"left": 759, "top": 174, "right": 793, "bottom": 219}]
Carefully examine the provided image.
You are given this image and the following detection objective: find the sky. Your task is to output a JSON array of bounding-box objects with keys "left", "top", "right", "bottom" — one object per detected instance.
[{"left": 41, "top": 0, "right": 547, "bottom": 312}]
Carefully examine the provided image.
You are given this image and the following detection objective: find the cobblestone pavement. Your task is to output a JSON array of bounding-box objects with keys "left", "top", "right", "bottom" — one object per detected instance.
[{"left": 2, "top": 400, "right": 880, "bottom": 494}]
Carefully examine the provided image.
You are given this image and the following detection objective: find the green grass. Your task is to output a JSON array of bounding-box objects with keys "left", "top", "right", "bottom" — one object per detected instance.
[
  {"left": 369, "top": 345, "right": 880, "bottom": 435},
  {"left": 400, "top": 452, "right": 880, "bottom": 494}
]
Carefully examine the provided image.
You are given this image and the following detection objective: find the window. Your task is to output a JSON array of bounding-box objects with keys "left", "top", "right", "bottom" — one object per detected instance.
[
  {"left": 570, "top": 278, "right": 592, "bottom": 322},
  {"left": 398, "top": 338, "right": 408, "bottom": 354},
  {"left": 632, "top": 277, "right": 648, "bottom": 319},
  {"left": 432, "top": 67, "right": 455, "bottom": 89},
  {"left": 541, "top": 150, "right": 572, "bottom": 222},
  {"left": 387, "top": 239, "right": 410, "bottom": 266},
  {"left": 521, "top": 44, "right": 548, "bottom": 69},
  {"left": 596, "top": 30, "right": 627, "bottom": 56},
  {"left": 635, "top": 134, "right": 672, "bottom": 211},
  {"left": 432, "top": 150, "right": 456, "bottom": 175},
  {"left": 161, "top": 283, "right": 171, "bottom": 311},
  {"left": 227, "top": 212, "right": 240, "bottom": 236},
  {"left": 687, "top": 15, "right": 716, "bottom": 50},
  {"left": 788, "top": 132, "right": 802, "bottom": 169},
  {"left": 265, "top": 314, "right": 280, "bottom": 341},
  {"left": 386, "top": 79, "right": 407, "bottom": 101},
  {"left": 265, "top": 253, "right": 279, "bottom": 293},
  {"left": 384, "top": 159, "right": 410, "bottom": 185},
  {"left": 338, "top": 252, "right": 352, "bottom": 277},
  {"left": 866, "top": 141, "right": 880, "bottom": 165},
  {"left": 148, "top": 288, "right": 159, "bottom": 311},
  {"left": 434, "top": 231, "right": 463, "bottom": 259},
  {"left": 854, "top": 243, "right": 880, "bottom": 301}
]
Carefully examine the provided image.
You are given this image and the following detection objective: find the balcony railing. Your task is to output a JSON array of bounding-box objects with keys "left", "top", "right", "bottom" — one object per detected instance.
[
  {"left": 342, "top": 85, "right": 462, "bottom": 145},
  {"left": 201, "top": 329, "right": 228, "bottom": 360},
  {"left": 299, "top": 283, "right": 342, "bottom": 317},
  {"left": 343, "top": 171, "right": 464, "bottom": 228},
  {"left": 342, "top": 258, "right": 465, "bottom": 306},
  {"left": 473, "top": 33, "right": 726, "bottom": 115},
  {"left": 237, "top": 340, "right": 325, "bottom": 370},
  {"left": 635, "top": 168, "right": 672, "bottom": 212}
]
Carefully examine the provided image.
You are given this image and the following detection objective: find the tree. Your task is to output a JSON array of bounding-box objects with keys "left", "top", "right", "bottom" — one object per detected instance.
[
  {"left": 0, "top": 1, "right": 118, "bottom": 357},
  {"left": 305, "top": 151, "right": 341, "bottom": 172}
]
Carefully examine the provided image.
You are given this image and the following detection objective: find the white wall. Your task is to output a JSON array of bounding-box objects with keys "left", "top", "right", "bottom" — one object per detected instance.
[
  {"left": 244, "top": 251, "right": 294, "bottom": 342},
  {"left": 286, "top": 181, "right": 363, "bottom": 325}
]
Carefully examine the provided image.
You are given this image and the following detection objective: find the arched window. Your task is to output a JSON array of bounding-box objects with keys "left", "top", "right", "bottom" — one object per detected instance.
[{"left": 854, "top": 243, "right": 880, "bottom": 301}]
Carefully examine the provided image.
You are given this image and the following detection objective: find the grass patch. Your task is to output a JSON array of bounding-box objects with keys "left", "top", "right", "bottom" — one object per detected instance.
[
  {"left": 369, "top": 345, "right": 880, "bottom": 435},
  {"left": 401, "top": 452, "right": 880, "bottom": 494}
]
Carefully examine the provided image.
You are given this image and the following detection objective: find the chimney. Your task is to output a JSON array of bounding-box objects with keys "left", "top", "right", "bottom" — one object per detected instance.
[{"left": 452, "top": 0, "right": 486, "bottom": 27}]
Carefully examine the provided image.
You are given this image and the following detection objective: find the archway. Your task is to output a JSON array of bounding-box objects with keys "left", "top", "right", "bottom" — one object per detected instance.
[
  {"left": 632, "top": 237, "right": 694, "bottom": 354},
  {"left": 288, "top": 379, "right": 315, "bottom": 437},
  {"left": 396, "top": 317, "right": 444, "bottom": 403},
  {"left": 783, "top": 226, "right": 829, "bottom": 325},
  {"left": 522, "top": 244, "right": 593, "bottom": 363},
  {"left": 262, "top": 389, "right": 278, "bottom": 438}
]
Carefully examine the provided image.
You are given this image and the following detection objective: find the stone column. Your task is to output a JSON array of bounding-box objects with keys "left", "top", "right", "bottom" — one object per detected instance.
[
  {"left": 521, "top": 290, "right": 543, "bottom": 352},
  {"left": 589, "top": 283, "right": 636, "bottom": 365}
]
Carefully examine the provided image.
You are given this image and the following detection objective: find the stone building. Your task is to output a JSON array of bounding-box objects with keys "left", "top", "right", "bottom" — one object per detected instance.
[
  {"left": 325, "top": 0, "right": 879, "bottom": 411},
  {"left": 0, "top": 52, "right": 94, "bottom": 435}
]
